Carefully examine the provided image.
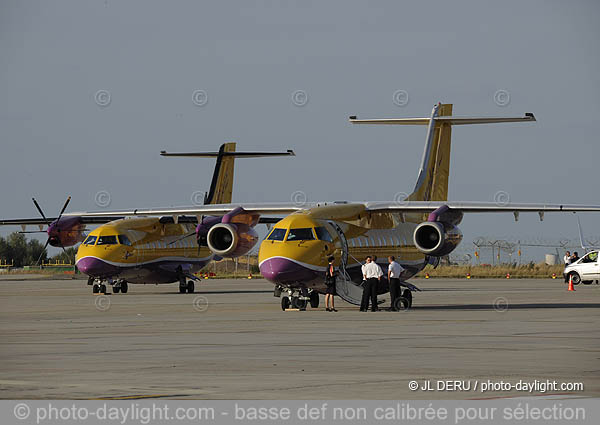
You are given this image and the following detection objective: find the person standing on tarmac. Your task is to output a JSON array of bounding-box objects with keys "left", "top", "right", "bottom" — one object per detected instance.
[
  {"left": 563, "top": 251, "right": 571, "bottom": 282},
  {"left": 360, "top": 256, "right": 383, "bottom": 312},
  {"left": 387, "top": 256, "right": 404, "bottom": 311},
  {"left": 324, "top": 256, "right": 338, "bottom": 312}
]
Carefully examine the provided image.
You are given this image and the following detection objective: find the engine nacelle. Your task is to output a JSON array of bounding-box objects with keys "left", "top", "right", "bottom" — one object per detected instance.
[
  {"left": 48, "top": 216, "right": 86, "bottom": 248},
  {"left": 413, "top": 221, "right": 462, "bottom": 257},
  {"left": 206, "top": 223, "right": 258, "bottom": 258}
]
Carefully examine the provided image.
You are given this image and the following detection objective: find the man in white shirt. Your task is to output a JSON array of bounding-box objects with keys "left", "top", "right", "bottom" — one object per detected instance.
[
  {"left": 563, "top": 251, "right": 571, "bottom": 282},
  {"left": 387, "top": 256, "right": 404, "bottom": 311},
  {"left": 360, "top": 256, "right": 383, "bottom": 311}
]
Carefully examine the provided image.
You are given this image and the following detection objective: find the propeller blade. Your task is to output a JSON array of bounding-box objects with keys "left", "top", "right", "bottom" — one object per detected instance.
[
  {"left": 55, "top": 196, "right": 72, "bottom": 224},
  {"left": 167, "top": 231, "right": 195, "bottom": 246},
  {"left": 32, "top": 198, "right": 50, "bottom": 226},
  {"left": 36, "top": 238, "right": 50, "bottom": 266}
]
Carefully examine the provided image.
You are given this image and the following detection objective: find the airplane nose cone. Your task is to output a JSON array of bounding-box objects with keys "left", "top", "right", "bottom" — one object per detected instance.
[
  {"left": 76, "top": 257, "right": 119, "bottom": 277},
  {"left": 259, "top": 257, "right": 317, "bottom": 283}
]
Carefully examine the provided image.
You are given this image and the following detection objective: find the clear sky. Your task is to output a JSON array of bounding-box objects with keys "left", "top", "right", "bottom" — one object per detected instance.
[{"left": 1, "top": 0, "right": 599, "bottom": 260}]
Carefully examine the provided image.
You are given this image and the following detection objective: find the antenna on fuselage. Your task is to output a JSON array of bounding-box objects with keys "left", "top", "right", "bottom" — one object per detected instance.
[{"left": 160, "top": 143, "right": 295, "bottom": 205}]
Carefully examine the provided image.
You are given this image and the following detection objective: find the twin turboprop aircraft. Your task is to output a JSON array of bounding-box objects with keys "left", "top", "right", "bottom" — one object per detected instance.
[
  {"left": 44, "top": 103, "right": 600, "bottom": 310},
  {"left": 1, "top": 143, "right": 294, "bottom": 294}
]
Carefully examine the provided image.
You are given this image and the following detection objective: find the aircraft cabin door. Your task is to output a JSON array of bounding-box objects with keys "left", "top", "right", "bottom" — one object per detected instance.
[{"left": 328, "top": 221, "right": 363, "bottom": 306}]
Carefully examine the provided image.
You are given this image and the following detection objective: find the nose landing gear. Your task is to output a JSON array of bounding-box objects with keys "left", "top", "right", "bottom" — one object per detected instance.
[
  {"left": 280, "top": 288, "right": 318, "bottom": 311},
  {"left": 92, "top": 281, "right": 107, "bottom": 294}
]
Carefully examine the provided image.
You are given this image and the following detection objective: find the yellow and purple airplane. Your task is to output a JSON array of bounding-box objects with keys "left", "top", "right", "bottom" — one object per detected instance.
[
  {"left": 1, "top": 143, "right": 294, "bottom": 294},
  {"left": 17, "top": 103, "right": 600, "bottom": 308}
]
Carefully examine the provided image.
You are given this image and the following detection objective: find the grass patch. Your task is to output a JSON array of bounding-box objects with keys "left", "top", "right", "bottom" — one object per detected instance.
[{"left": 418, "top": 264, "right": 565, "bottom": 279}]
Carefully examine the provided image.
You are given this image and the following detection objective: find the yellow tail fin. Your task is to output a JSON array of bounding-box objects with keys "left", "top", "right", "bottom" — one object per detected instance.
[
  {"left": 207, "top": 142, "right": 236, "bottom": 204},
  {"left": 349, "top": 103, "right": 536, "bottom": 203},
  {"left": 407, "top": 104, "right": 452, "bottom": 201}
]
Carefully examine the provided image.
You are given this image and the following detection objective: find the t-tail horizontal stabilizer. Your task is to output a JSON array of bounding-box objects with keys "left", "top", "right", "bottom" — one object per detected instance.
[{"left": 160, "top": 142, "right": 295, "bottom": 205}]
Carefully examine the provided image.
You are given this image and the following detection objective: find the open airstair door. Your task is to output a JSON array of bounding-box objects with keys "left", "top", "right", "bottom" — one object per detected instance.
[{"left": 328, "top": 221, "right": 363, "bottom": 305}]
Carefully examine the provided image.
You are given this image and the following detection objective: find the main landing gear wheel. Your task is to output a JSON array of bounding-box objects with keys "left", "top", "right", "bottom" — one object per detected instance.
[
  {"left": 120, "top": 281, "right": 128, "bottom": 293},
  {"left": 309, "top": 291, "right": 319, "bottom": 309},
  {"left": 393, "top": 297, "right": 410, "bottom": 311},
  {"left": 92, "top": 284, "right": 100, "bottom": 294},
  {"left": 281, "top": 297, "right": 290, "bottom": 311},
  {"left": 393, "top": 289, "right": 412, "bottom": 311},
  {"left": 99, "top": 284, "right": 107, "bottom": 294},
  {"left": 187, "top": 281, "right": 195, "bottom": 293},
  {"left": 113, "top": 286, "right": 120, "bottom": 294}
]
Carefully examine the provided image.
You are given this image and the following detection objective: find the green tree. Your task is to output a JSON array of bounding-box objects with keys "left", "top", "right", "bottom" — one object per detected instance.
[
  {"left": 0, "top": 232, "right": 48, "bottom": 267},
  {"left": 51, "top": 247, "right": 77, "bottom": 265}
]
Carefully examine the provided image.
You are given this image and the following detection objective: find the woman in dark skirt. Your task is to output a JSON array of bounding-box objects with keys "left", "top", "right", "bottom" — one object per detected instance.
[{"left": 325, "top": 256, "right": 338, "bottom": 312}]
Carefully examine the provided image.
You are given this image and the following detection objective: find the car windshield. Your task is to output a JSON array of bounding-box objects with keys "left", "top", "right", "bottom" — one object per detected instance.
[
  {"left": 83, "top": 235, "right": 97, "bottom": 245},
  {"left": 315, "top": 226, "right": 333, "bottom": 242},
  {"left": 581, "top": 252, "right": 598, "bottom": 263},
  {"left": 97, "top": 235, "right": 118, "bottom": 245},
  {"left": 287, "top": 228, "right": 315, "bottom": 241},
  {"left": 118, "top": 235, "right": 132, "bottom": 246},
  {"left": 267, "top": 228, "right": 287, "bottom": 241}
]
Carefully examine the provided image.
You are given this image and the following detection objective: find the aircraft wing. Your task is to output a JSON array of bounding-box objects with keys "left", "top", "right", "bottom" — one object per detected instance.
[
  {"left": 363, "top": 201, "right": 600, "bottom": 214},
  {"left": 63, "top": 203, "right": 305, "bottom": 219},
  {"left": 60, "top": 201, "right": 600, "bottom": 222},
  {"left": 0, "top": 213, "right": 283, "bottom": 228},
  {"left": 0, "top": 216, "right": 125, "bottom": 226}
]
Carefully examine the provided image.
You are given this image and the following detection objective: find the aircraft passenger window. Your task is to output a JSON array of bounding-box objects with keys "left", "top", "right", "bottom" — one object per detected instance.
[
  {"left": 97, "top": 236, "right": 118, "bottom": 245},
  {"left": 267, "top": 228, "right": 287, "bottom": 241},
  {"left": 83, "top": 235, "right": 97, "bottom": 245},
  {"left": 287, "top": 228, "right": 315, "bottom": 241},
  {"left": 315, "top": 226, "right": 333, "bottom": 242},
  {"left": 118, "top": 235, "right": 132, "bottom": 246}
]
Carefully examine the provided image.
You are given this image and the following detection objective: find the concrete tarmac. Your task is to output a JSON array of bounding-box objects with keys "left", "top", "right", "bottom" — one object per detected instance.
[{"left": 0, "top": 276, "right": 598, "bottom": 399}]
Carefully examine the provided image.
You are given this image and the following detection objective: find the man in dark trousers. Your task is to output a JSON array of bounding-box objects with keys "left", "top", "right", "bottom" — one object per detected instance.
[
  {"left": 387, "top": 256, "right": 404, "bottom": 311},
  {"left": 360, "top": 256, "right": 383, "bottom": 311}
]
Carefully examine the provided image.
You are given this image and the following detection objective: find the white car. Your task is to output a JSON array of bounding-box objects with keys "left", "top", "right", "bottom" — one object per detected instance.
[{"left": 564, "top": 250, "right": 599, "bottom": 284}]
